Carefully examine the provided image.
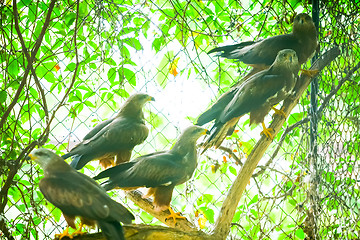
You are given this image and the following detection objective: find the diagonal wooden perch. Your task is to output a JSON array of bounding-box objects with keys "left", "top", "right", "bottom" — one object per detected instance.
[
  {"left": 126, "top": 190, "right": 196, "bottom": 231},
  {"left": 211, "top": 46, "right": 341, "bottom": 239}
]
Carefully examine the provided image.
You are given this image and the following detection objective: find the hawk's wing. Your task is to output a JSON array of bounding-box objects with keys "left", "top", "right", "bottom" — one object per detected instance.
[
  {"left": 97, "top": 151, "right": 187, "bottom": 190},
  {"left": 39, "top": 171, "right": 134, "bottom": 224},
  {"left": 66, "top": 117, "right": 148, "bottom": 169},
  {"left": 220, "top": 71, "right": 286, "bottom": 123}
]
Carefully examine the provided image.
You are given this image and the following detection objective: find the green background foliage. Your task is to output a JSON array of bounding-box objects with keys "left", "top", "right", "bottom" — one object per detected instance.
[{"left": 0, "top": 0, "right": 359, "bottom": 239}]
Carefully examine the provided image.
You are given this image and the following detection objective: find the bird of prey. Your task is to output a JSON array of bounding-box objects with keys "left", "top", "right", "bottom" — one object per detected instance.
[
  {"left": 28, "top": 148, "right": 135, "bottom": 240},
  {"left": 196, "top": 49, "right": 300, "bottom": 151},
  {"left": 62, "top": 93, "right": 155, "bottom": 170},
  {"left": 208, "top": 13, "right": 318, "bottom": 81},
  {"left": 93, "top": 125, "right": 209, "bottom": 222}
]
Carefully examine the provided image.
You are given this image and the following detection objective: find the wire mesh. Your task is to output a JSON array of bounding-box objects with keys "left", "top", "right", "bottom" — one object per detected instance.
[{"left": 1, "top": 0, "right": 359, "bottom": 239}]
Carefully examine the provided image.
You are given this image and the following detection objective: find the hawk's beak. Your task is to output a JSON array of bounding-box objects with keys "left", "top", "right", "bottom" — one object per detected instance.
[
  {"left": 289, "top": 55, "right": 293, "bottom": 63},
  {"left": 26, "top": 154, "right": 33, "bottom": 161},
  {"left": 202, "top": 129, "right": 210, "bottom": 135},
  {"left": 148, "top": 96, "right": 155, "bottom": 102}
]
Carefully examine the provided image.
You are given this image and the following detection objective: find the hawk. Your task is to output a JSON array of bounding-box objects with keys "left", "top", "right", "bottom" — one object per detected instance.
[
  {"left": 197, "top": 49, "right": 300, "bottom": 151},
  {"left": 94, "top": 125, "right": 208, "bottom": 223},
  {"left": 62, "top": 93, "right": 154, "bottom": 169},
  {"left": 208, "top": 13, "right": 318, "bottom": 81},
  {"left": 28, "top": 148, "right": 134, "bottom": 240}
]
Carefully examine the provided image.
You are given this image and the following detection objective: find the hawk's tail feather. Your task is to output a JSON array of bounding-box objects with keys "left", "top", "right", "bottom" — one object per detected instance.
[
  {"left": 61, "top": 152, "right": 72, "bottom": 160},
  {"left": 97, "top": 221, "right": 125, "bottom": 240},
  {"left": 93, "top": 162, "right": 135, "bottom": 180},
  {"left": 207, "top": 41, "right": 255, "bottom": 56},
  {"left": 69, "top": 155, "right": 88, "bottom": 170},
  {"left": 201, "top": 117, "right": 241, "bottom": 154},
  {"left": 201, "top": 123, "right": 227, "bottom": 154}
]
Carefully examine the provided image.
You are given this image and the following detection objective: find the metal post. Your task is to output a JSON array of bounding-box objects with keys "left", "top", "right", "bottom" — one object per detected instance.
[
  {"left": 310, "top": 0, "right": 320, "bottom": 154},
  {"left": 309, "top": 1, "right": 320, "bottom": 239}
]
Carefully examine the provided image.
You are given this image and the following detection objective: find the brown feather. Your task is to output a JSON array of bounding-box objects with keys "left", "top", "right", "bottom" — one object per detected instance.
[
  {"left": 63, "top": 93, "right": 154, "bottom": 170},
  {"left": 201, "top": 49, "right": 300, "bottom": 151},
  {"left": 95, "top": 126, "right": 208, "bottom": 211},
  {"left": 30, "top": 149, "right": 135, "bottom": 240},
  {"left": 152, "top": 186, "right": 175, "bottom": 211}
]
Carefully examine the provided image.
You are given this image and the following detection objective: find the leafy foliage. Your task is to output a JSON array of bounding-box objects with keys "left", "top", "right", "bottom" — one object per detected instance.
[{"left": 0, "top": 0, "right": 359, "bottom": 239}]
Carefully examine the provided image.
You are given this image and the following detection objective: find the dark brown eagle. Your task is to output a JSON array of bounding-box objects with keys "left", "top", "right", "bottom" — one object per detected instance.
[
  {"left": 93, "top": 125, "right": 208, "bottom": 222},
  {"left": 28, "top": 148, "right": 134, "bottom": 240},
  {"left": 208, "top": 13, "right": 318, "bottom": 80},
  {"left": 196, "top": 49, "right": 300, "bottom": 151},
  {"left": 62, "top": 93, "right": 154, "bottom": 170}
]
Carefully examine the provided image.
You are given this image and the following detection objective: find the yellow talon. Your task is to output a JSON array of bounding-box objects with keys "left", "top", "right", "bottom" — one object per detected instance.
[
  {"left": 272, "top": 106, "right": 286, "bottom": 118},
  {"left": 301, "top": 69, "right": 319, "bottom": 78},
  {"left": 260, "top": 122, "right": 274, "bottom": 140},
  {"left": 165, "top": 207, "right": 187, "bottom": 224},
  {"left": 55, "top": 226, "right": 73, "bottom": 240},
  {"left": 71, "top": 223, "right": 86, "bottom": 237}
]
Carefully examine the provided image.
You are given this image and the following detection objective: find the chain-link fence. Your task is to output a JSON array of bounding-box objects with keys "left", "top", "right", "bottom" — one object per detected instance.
[{"left": 1, "top": 0, "right": 359, "bottom": 239}]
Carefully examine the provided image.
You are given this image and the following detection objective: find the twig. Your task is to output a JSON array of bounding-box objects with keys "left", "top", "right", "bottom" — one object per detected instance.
[
  {"left": 253, "top": 117, "right": 310, "bottom": 177},
  {"left": 218, "top": 146, "right": 243, "bottom": 166},
  {"left": 317, "top": 61, "right": 360, "bottom": 116},
  {"left": 259, "top": 59, "right": 360, "bottom": 169},
  {"left": 0, "top": 0, "right": 56, "bottom": 130},
  {"left": 37, "top": 0, "right": 81, "bottom": 145},
  {"left": 210, "top": 46, "right": 341, "bottom": 239},
  {"left": 0, "top": 141, "right": 38, "bottom": 212}
]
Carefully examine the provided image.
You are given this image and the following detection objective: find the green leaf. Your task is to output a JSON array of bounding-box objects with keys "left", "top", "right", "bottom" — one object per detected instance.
[
  {"left": 65, "top": 62, "right": 76, "bottom": 72},
  {"left": 229, "top": 166, "right": 237, "bottom": 176},
  {"left": 0, "top": 90, "right": 7, "bottom": 102},
  {"left": 295, "top": 228, "right": 305, "bottom": 239},
  {"left": 123, "top": 68, "right": 136, "bottom": 86},
  {"left": 124, "top": 38, "right": 142, "bottom": 51},
  {"left": 105, "top": 58, "right": 117, "bottom": 66},
  {"left": 8, "top": 58, "right": 20, "bottom": 79},
  {"left": 65, "top": 12, "right": 77, "bottom": 27},
  {"left": 204, "top": 208, "right": 215, "bottom": 223},
  {"left": 84, "top": 100, "right": 96, "bottom": 108},
  {"left": 248, "top": 194, "right": 258, "bottom": 205},
  {"left": 152, "top": 36, "right": 164, "bottom": 52},
  {"left": 108, "top": 67, "right": 117, "bottom": 83}
]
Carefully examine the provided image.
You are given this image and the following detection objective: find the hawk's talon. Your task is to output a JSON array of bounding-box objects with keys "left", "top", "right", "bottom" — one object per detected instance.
[
  {"left": 71, "top": 223, "right": 86, "bottom": 237},
  {"left": 301, "top": 69, "right": 319, "bottom": 78},
  {"left": 55, "top": 226, "right": 73, "bottom": 240},
  {"left": 261, "top": 122, "right": 274, "bottom": 140},
  {"left": 165, "top": 207, "right": 187, "bottom": 224},
  {"left": 272, "top": 106, "right": 286, "bottom": 118}
]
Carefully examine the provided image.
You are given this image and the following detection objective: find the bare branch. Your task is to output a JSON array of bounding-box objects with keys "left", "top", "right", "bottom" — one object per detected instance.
[{"left": 0, "top": 0, "right": 56, "bottom": 130}]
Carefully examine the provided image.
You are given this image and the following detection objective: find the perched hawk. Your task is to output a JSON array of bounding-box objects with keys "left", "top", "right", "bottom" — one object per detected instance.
[
  {"left": 28, "top": 148, "right": 134, "bottom": 240},
  {"left": 62, "top": 93, "right": 154, "bottom": 170},
  {"left": 93, "top": 125, "right": 208, "bottom": 222},
  {"left": 197, "top": 49, "right": 300, "bottom": 151},
  {"left": 208, "top": 13, "right": 318, "bottom": 80}
]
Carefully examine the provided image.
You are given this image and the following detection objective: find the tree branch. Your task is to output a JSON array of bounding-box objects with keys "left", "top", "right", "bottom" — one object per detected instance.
[
  {"left": 0, "top": 0, "right": 56, "bottom": 130},
  {"left": 125, "top": 190, "right": 196, "bottom": 231},
  {"left": 211, "top": 46, "right": 341, "bottom": 239},
  {"left": 52, "top": 224, "right": 214, "bottom": 240}
]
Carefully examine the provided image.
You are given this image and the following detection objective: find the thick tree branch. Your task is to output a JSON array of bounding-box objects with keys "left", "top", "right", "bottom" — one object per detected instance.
[
  {"left": 211, "top": 46, "right": 341, "bottom": 239},
  {"left": 125, "top": 190, "right": 196, "bottom": 231},
  {"left": 52, "top": 224, "right": 214, "bottom": 240}
]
